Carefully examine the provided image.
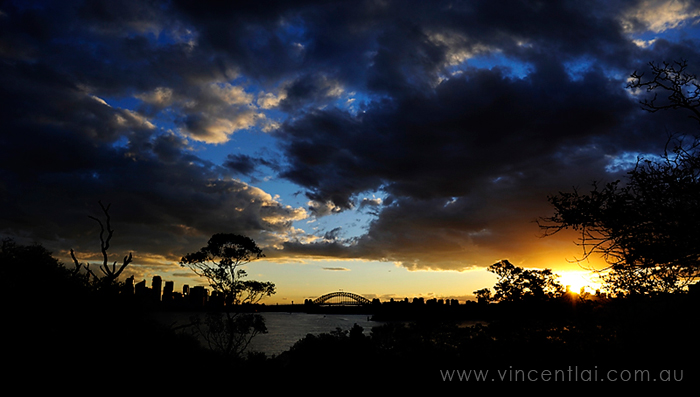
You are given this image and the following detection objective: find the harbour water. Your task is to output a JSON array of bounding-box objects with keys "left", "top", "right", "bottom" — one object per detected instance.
[{"left": 153, "top": 311, "right": 381, "bottom": 356}]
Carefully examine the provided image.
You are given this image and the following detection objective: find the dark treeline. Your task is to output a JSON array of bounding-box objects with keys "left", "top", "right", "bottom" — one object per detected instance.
[
  {"left": 272, "top": 264, "right": 699, "bottom": 386},
  {"left": 4, "top": 238, "right": 697, "bottom": 388},
  {"left": 7, "top": 61, "right": 700, "bottom": 388},
  {"left": 2, "top": 239, "right": 219, "bottom": 383}
]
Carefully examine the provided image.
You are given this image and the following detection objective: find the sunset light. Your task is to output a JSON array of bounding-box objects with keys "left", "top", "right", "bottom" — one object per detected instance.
[
  {"left": 2, "top": 0, "right": 697, "bottom": 304},
  {"left": 558, "top": 271, "right": 603, "bottom": 295},
  {"left": 2, "top": 1, "right": 699, "bottom": 385}
]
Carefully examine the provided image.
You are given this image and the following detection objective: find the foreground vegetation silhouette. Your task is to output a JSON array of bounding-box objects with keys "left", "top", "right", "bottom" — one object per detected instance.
[
  {"left": 5, "top": 236, "right": 697, "bottom": 385},
  {"left": 4, "top": 61, "right": 699, "bottom": 386},
  {"left": 540, "top": 60, "right": 700, "bottom": 295},
  {"left": 180, "top": 233, "right": 276, "bottom": 359},
  {"left": 3, "top": 241, "right": 215, "bottom": 384}
]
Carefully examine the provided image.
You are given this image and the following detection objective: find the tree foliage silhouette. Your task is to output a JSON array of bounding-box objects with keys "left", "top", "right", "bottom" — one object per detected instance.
[
  {"left": 541, "top": 140, "right": 700, "bottom": 294},
  {"left": 1, "top": 238, "right": 79, "bottom": 297},
  {"left": 540, "top": 60, "right": 700, "bottom": 295},
  {"left": 473, "top": 288, "right": 492, "bottom": 304},
  {"left": 487, "top": 260, "right": 564, "bottom": 302},
  {"left": 180, "top": 233, "right": 275, "bottom": 358}
]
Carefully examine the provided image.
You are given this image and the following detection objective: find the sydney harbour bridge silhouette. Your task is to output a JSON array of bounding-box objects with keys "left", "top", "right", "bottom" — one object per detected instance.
[{"left": 310, "top": 291, "right": 371, "bottom": 306}]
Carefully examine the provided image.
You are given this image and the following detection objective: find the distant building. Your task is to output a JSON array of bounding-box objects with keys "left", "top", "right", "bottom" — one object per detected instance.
[
  {"left": 135, "top": 279, "right": 149, "bottom": 299},
  {"left": 163, "top": 281, "right": 174, "bottom": 303},
  {"left": 152, "top": 276, "right": 162, "bottom": 302},
  {"left": 123, "top": 275, "right": 135, "bottom": 295},
  {"left": 209, "top": 290, "right": 224, "bottom": 307},
  {"left": 189, "top": 286, "right": 209, "bottom": 308}
]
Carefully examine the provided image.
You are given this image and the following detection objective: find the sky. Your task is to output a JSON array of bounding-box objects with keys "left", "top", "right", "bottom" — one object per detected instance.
[{"left": 2, "top": 0, "right": 700, "bottom": 304}]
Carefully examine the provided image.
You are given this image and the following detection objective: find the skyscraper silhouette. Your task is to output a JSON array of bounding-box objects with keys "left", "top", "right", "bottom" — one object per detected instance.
[
  {"left": 152, "top": 275, "right": 162, "bottom": 302},
  {"left": 163, "top": 280, "right": 174, "bottom": 303}
]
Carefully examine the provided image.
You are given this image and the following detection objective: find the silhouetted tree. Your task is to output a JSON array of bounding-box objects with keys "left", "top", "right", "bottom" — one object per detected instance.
[
  {"left": 541, "top": 61, "right": 700, "bottom": 295},
  {"left": 180, "top": 233, "right": 275, "bottom": 358},
  {"left": 473, "top": 288, "right": 492, "bottom": 304},
  {"left": 600, "top": 265, "right": 684, "bottom": 296},
  {"left": 0, "top": 238, "right": 79, "bottom": 297},
  {"left": 69, "top": 201, "right": 133, "bottom": 289},
  {"left": 628, "top": 59, "right": 700, "bottom": 122},
  {"left": 541, "top": 143, "right": 700, "bottom": 295},
  {"left": 487, "top": 260, "right": 564, "bottom": 302}
]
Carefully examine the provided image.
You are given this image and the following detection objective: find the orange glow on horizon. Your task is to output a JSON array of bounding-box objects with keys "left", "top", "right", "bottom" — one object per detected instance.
[{"left": 558, "top": 271, "right": 603, "bottom": 295}]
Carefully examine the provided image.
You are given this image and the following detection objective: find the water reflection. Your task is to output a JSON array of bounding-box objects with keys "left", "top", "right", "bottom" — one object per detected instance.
[{"left": 155, "top": 311, "right": 381, "bottom": 356}]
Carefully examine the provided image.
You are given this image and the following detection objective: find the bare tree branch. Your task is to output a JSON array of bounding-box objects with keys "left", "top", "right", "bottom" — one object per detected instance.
[
  {"left": 628, "top": 59, "right": 700, "bottom": 123},
  {"left": 70, "top": 202, "right": 132, "bottom": 287}
]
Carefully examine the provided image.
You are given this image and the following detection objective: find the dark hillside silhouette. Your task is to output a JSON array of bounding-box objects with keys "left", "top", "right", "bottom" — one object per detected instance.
[{"left": 2, "top": 238, "right": 217, "bottom": 386}]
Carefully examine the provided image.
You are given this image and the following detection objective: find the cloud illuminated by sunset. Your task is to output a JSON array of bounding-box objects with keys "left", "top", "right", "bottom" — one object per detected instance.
[{"left": 2, "top": 0, "right": 700, "bottom": 303}]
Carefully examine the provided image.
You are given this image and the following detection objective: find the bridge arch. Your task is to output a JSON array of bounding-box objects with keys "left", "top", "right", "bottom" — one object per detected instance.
[{"left": 311, "top": 291, "right": 371, "bottom": 306}]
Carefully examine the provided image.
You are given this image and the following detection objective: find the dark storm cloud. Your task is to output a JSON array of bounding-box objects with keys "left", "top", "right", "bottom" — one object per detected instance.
[
  {"left": 278, "top": 73, "right": 347, "bottom": 112},
  {"left": 323, "top": 227, "right": 343, "bottom": 241},
  {"left": 277, "top": 65, "right": 639, "bottom": 206},
  {"left": 169, "top": 0, "right": 386, "bottom": 85},
  {"left": 0, "top": 93, "right": 303, "bottom": 259},
  {"left": 262, "top": 0, "right": 700, "bottom": 268},
  {"left": 223, "top": 153, "right": 279, "bottom": 176},
  {"left": 2, "top": 0, "right": 700, "bottom": 272},
  {"left": 223, "top": 154, "right": 261, "bottom": 175},
  {"left": 0, "top": 0, "right": 306, "bottom": 265}
]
